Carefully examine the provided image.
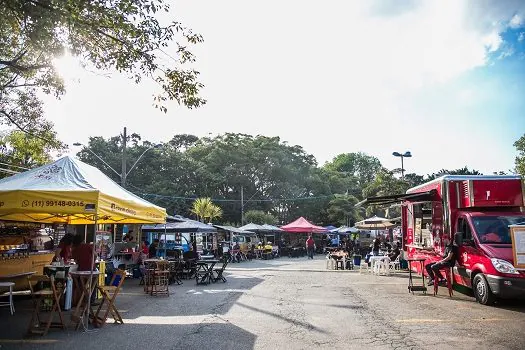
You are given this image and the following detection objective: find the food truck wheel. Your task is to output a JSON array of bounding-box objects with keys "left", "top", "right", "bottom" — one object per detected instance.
[{"left": 473, "top": 274, "right": 496, "bottom": 305}]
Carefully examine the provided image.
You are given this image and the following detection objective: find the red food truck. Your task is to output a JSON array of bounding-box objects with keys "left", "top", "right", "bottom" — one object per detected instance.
[{"left": 362, "top": 175, "right": 525, "bottom": 305}]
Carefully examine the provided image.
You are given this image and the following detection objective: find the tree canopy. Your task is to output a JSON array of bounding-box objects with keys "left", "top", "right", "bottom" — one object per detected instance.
[
  {"left": 514, "top": 133, "right": 525, "bottom": 176},
  {"left": 0, "top": 0, "right": 204, "bottom": 137},
  {"left": 76, "top": 132, "right": 493, "bottom": 226}
]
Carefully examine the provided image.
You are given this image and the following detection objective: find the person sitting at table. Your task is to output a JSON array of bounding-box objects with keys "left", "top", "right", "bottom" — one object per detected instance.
[
  {"left": 232, "top": 242, "right": 241, "bottom": 262},
  {"left": 71, "top": 234, "right": 97, "bottom": 271},
  {"left": 425, "top": 235, "right": 459, "bottom": 286},
  {"left": 388, "top": 243, "right": 400, "bottom": 261},
  {"left": 54, "top": 233, "right": 74, "bottom": 263},
  {"left": 148, "top": 239, "right": 159, "bottom": 258}
]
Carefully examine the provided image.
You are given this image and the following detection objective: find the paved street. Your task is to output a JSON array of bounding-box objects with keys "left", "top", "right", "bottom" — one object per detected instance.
[{"left": 1, "top": 257, "right": 525, "bottom": 350}]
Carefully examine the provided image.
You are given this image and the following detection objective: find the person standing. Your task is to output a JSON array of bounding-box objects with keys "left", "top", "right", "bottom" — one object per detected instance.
[
  {"left": 71, "top": 235, "right": 96, "bottom": 271},
  {"left": 54, "top": 233, "right": 74, "bottom": 263},
  {"left": 306, "top": 235, "right": 315, "bottom": 259}
]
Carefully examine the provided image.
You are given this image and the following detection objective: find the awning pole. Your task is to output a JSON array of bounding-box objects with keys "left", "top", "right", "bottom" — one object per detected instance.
[{"left": 84, "top": 214, "right": 98, "bottom": 332}]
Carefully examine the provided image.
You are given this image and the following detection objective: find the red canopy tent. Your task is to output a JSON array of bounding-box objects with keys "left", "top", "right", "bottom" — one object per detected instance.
[{"left": 281, "top": 217, "right": 328, "bottom": 233}]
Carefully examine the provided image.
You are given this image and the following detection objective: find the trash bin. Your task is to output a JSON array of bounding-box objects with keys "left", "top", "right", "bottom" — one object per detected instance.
[{"left": 353, "top": 255, "right": 362, "bottom": 266}]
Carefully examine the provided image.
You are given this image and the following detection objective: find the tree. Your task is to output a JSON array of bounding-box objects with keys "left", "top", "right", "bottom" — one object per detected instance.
[
  {"left": 0, "top": 128, "right": 65, "bottom": 178},
  {"left": 515, "top": 134, "right": 525, "bottom": 176},
  {"left": 189, "top": 197, "right": 222, "bottom": 223},
  {"left": 1, "top": 0, "right": 205, "bottom": 136},
  {"left": 324, "top": 152, "right": 382, "bottom": 189},
  {"left": 207, "top": 204, "right": 223, "bottom": 223},
  {"left": 362, "top": 168, "right": 410, "bottom": 217},
  {"left": 244, "top": 210, "right": 277, "bottom": 225},
  {"left": 326, "top": 195, "right": 361, "bottom": 226},
  {"left": 426, "top": 167, "right": 482, "bottom": 180}
]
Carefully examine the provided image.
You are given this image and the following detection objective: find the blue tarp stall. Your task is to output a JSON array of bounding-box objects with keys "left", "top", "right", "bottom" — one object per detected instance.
[{"left": 142, "top": 219, "right": 217, "bottom": 253}]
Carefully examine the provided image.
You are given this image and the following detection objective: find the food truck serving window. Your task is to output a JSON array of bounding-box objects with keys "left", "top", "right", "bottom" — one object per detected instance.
[
  {"left": 412, "top": 203, "right": 433, "bottom": 247},
  {"left": 472, "top": 216, "right": 525, "bottom": 244}
]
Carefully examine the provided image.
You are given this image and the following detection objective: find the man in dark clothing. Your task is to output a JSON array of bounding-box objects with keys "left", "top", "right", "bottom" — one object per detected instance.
[
  {"left": 372, "top": 236, "right": 381, "bottom": 255},
  {"left": 149, "top": 239, "right": 159, "bottom": 258},
  {"left": 388, "top": 243, "right": 401, "bottom": 261},
  {"left": 425, "top": 236, "right": 458, "bottom": 286}
]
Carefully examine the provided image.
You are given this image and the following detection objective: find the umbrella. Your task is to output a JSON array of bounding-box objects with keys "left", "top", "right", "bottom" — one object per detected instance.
[
  {"left": 142, "top": 219, "right": 217, "bottom": 233},
  {"left": 261, "top": 224, "right": 283, "bottom": 232},
  {"left": 332, "top": 226, "right": 359, "bottom": 234},
  {"left": 238, "top": 223, "right": 266, "bottom": 232},
  {"left": 354, "top": 215, "right": 395, "bottom": 230}
]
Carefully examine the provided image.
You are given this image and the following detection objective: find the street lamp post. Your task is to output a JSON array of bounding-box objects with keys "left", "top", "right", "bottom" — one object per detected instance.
[
  {"left": 392, "top": 151, "right": 412, "bottom": 180},
  {"left": 73, "top": 130, "right": 161, "bottom": 188}
]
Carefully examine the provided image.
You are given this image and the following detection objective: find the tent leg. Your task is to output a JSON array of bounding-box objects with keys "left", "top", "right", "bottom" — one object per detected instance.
[{"left": 84, "top": 215, "right": 98, "bottom": 331}]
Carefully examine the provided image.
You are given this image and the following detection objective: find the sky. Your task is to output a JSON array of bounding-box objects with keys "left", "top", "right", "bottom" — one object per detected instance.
[{"left": 44, "top": 0, "right": 525, "bottom": 177}]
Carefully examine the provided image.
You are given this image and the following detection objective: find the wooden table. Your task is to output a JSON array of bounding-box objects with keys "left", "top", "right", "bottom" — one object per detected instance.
[
  {"left": 407, "top": 258, "right": 427, "bottom": 294},
  {"left": 69, "top": 271, "right": 101, "bottom": 330}
]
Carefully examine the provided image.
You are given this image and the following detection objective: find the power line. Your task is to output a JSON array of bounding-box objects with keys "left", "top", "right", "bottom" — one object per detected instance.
[
  {"left": 0, "top": 162, "right": 31, "bottom": 170},
  {"left": 126, "top": 183, "right": 337, "bottom": 203},
  {"left": 0, "top": 168, "right": 19, "bottom": 174}
]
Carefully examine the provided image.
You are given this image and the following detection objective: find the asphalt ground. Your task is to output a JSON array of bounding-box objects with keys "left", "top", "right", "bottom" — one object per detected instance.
[{"left": 1, "top": 256, "right": 524, "bottom": 350}]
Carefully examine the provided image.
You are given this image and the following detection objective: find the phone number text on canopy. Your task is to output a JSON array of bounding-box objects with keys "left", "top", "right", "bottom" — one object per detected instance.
[{"left": 30, "top": 200, "right": 85, "bottom": 208}]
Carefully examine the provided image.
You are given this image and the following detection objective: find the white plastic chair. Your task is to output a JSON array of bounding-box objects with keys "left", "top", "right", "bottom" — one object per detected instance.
[
  {"left": 325, "top": 253, "right": 334, "bottom": 270},
  {"left": 389, "top": 255, "right": 401, "bottom": 273},
  {"left": 374, "top": 257, "right": 391, "bottom": 276},
  {"left": 359, "top": 260, "right": 370, "bottom": 274}
]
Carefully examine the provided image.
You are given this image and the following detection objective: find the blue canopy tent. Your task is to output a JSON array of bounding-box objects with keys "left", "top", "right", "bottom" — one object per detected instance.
[{"left": 142, "top": 218, "right": 217, "bottom": 253}]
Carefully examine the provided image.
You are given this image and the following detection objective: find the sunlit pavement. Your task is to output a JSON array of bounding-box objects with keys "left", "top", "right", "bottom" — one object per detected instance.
[{"left": 1, "top": 256, "right": 525, "bottom": 350}]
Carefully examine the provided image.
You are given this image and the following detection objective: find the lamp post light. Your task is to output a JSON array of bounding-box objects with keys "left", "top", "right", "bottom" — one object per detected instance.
[
  {"left": 73, "top": 135, "right": 161, "bottom": 188},
  {"left": 392, "top": 151, "right": 412, "bottom": 180}
]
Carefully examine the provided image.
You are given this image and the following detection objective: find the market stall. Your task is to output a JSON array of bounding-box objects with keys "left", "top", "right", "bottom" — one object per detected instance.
[
  {"left": 281, "top": 217, "right": 327, "bottom": 254},
  {"left": 0, "top": 156, "right": 166, "bottom": 290}
]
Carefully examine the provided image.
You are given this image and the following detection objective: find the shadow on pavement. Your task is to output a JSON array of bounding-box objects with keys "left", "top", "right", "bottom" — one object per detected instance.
[
  {"left": 0, "top": 322, "right": 257, "bottom": 350},
  {"left": 236, "top": 302, "right": 329, "bottom": 335},
  {"left": 0, "top": 272, "right": 264, "bottom": 346}
]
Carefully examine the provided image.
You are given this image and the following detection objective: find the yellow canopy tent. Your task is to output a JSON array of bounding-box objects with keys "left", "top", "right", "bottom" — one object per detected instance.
[
  {"left": 0, "top": 156, "right": 166, "bottom": 224},
  {"left": 0, "top": 156, "right": 166, "bottom": 330}
]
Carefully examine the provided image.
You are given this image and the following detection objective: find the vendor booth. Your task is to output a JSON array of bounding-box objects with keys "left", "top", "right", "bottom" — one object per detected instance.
[
  {"left": 142, "top": 219, "right": 217, "bottom": 257},
  {"left": 281, "top": 217, "right": 327, "bottom": 255},
  {"left": 0, "top": 156, "right": 166, "bottom": 290}
]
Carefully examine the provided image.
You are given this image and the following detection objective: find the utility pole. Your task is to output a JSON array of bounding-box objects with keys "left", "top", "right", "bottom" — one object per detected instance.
[
  {"left": 121, "top": 127, "right": 127, "bottom": 187},
  {"left": 240, "top": 185, "right": 244, "bottom": 226}
]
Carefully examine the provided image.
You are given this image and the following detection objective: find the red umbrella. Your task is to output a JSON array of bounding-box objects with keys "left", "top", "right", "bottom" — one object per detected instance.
[{"left": 281, "top": 217, "right": 328, "bottom": 233}]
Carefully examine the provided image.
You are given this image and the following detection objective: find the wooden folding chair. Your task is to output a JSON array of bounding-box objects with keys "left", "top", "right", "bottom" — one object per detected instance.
[
  {"left": 213, "top": 258, "right": 229, "bottom": 283},
  {"left": 93, "top": 269, "right": 126, "bottom": 327},
  {"left": 27, "top": 275, "right": 66, "bottom": 336},
  {"left": 151, "top": 261, "right": 170, "bottom": 296}
]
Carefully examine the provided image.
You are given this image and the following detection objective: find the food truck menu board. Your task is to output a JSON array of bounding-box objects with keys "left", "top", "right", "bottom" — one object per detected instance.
[{"left": 510, "top": 225, "right": 525, "bottom": 268}]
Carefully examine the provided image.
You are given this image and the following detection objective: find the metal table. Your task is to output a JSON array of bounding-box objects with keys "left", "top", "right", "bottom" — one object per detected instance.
[{"left": 407, "top": 258, "right": 427, "bottom": 294}]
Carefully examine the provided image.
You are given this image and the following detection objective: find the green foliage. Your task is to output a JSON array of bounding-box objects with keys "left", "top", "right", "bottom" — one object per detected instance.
[
  {"left": 190, "top": 198, "right": 222, "bottom": 223},
  {"left": 0, "top": 129, "right": 66, "bottom": 177},
  {"left": 0, "top": 0, "right": 204, "bottom": 136},
  {"left": 244, "top": 210, "right": 277, "bottom": 225},
  {"left": 76, "top": 132, "right": 516, "bottom": 226},
  {"left": 362, "top": 168, "right": 410, "bottom": 217},
  {"left": 324, "top": 152, "right": 381, "bottom": 188},
  {"left": 514, "top": 134, "right": 525, "bottom": 176},
  {"left": 426, "top": 167, "right": 482, "bottom": 180},
  {"left": 326, "top": 195, "right": 361, "bottom": 226}
]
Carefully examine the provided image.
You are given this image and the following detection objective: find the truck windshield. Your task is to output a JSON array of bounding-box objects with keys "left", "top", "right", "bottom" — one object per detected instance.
[{"left": 471, "top": 216, "right": 525, "bottom": 244}]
